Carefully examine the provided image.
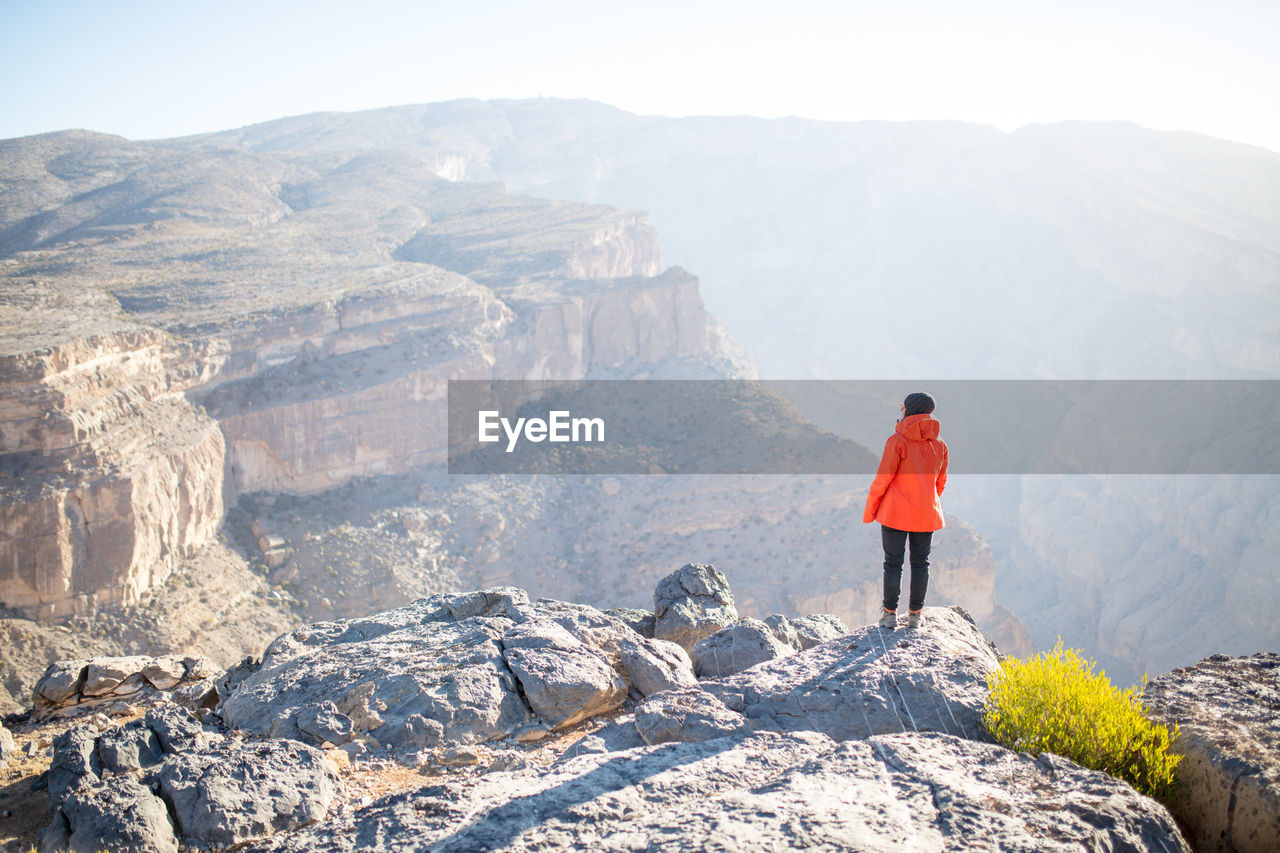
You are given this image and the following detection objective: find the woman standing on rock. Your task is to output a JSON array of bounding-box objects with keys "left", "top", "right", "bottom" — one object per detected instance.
[{"left": 863, "top": 392, "right": 948, "bottom": 630}]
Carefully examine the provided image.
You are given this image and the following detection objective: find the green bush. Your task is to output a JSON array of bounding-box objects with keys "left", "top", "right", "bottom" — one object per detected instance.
[{"left": 983, "top": 639, "right": 1182, "bottom": 801}]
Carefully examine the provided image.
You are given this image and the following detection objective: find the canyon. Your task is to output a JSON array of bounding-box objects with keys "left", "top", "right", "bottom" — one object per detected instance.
[
  {"left": 0, "top": 127, "right": 1029, "bottom": 715},
  {"left": 176, "top": 99, "right": 1280, "bottom": 687}
]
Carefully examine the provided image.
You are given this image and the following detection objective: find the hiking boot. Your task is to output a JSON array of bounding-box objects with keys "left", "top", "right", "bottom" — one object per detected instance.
[
  {"left": 907, "top": 609, "right": 923, "bottom": 629},
  {"left": 878, "top": 608, "right": 897, "bottom": 629}
]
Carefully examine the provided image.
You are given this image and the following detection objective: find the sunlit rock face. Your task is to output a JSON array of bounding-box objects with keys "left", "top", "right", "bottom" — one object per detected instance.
[
  {"left": 0, "top": 133, "right": 702, "bottom": 618},
  {"left": 0, "top": 332, "right": 226, "bottom": 618}
]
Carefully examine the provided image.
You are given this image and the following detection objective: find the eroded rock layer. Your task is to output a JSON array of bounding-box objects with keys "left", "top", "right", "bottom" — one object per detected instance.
[{"left": 0, "top": 133, "right": 710, "bottom": 619}]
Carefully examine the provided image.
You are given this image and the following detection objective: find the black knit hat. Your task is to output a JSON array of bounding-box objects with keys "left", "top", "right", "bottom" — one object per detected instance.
[{"left": 903, "top": 392, "right": 935, "bottom": 416}]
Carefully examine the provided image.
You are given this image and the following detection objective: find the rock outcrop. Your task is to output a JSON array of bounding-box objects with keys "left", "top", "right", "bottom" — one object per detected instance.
[
  {"left": 653, "top": 563, "right": 739, "bottom": 651},
  {"left": 41, "top": 705, "right": 339, "bottom": 853},
  {"left": 690, "top": 617, "right": 794, "bottom": 678},
  {"left": 32, "top": 654, "right": 219, "bottom": 714},
  {"left": 633, "top": 605, "right": 999, "bottom": 749},
  {"left": 219, "top": 589, "right": 696, "bottom": 750},
  {"left": 9, "top": 578, "right": 1208, "bottom": 852},
  {"left": 241, "top": 729, "right": 1189, "bottom": 853},
  {"left": 1143, "top": 652, "right": 1280, "bottom": 853}
]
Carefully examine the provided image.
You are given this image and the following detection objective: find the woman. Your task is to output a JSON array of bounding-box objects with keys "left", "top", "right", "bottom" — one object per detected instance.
[{"left": 862, "top": 392, "right": 948, "bottom": 629}]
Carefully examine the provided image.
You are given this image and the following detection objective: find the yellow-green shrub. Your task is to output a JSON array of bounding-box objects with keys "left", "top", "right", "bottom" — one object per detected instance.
[{"left": 983, "top": 639, "right": 1182, "bottom": 801}]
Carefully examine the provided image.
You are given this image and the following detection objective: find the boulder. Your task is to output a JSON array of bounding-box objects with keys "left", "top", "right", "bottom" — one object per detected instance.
[
  {"left": 691, "top": 617, "right": 794, "bottom": 678},
  {"left": 82, "top": 656, "right": 153, "bottom": 697},
  {"left": 44, "top": 706, "right": 337, "bottom": 852},
  {"left": 48, "top": 725, "right": 103, "bottom": 809},
  {"left": 789, "top": 613, "right": 848, "bottom": 649},
  {"left": 44, "top": 775, "right": 178, "bottom": 853},
  {"left": 634, "top": 687, "right": 750, "bottom": 746},
  {"left": 1143, "top": 652, "right": 1280, "bottom": 853},
  {"left": 616, "top": 636, "right": 697, "bottom": 696},
  {"left": 637, "top": 606, "right": 1000, "bottom": 746},
  {"left": 763, "top": 613, "right": 802, "bottom": 650},
  {"left": 141, "top": 656, "right": 187, "bottom": 690},
  {"left": 440, "top": 587, "right": 529, "bottom": 621},
  {"left": 34, "top": 655, "right": 217, "bottom": 710},
  {"left": 526, "top": 598, "right": 639, "bottom": 669},
  {"left": 249, "top": 730, "right": 1190, "bottom": 853},
  {"left": 158, "top": 738, "right": 339, "bottom": 849},
  {"left": 761, "top": 613, "right": 846, "bottom": 652},
  {"left": 652, "top": 563, "right": 738, "bottom": 651},
  {"left": 501, "top": 619, "right": 628, "bottom": 729},
  {"left": 34, "top": 661, "right": 87, "bottom": 705},
  {"left": 220, "top": 602, "right": 531, "bottom": 748}
]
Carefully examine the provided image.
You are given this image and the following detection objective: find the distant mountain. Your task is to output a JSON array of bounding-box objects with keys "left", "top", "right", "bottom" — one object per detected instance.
[{"left": 183, "top": 98, "right": 1280, "bottom": 380}]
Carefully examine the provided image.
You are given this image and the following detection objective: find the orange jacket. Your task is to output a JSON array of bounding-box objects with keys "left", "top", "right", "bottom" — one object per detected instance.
[{"left": 862, "top": 413, "right": 948, "bottom": 532}]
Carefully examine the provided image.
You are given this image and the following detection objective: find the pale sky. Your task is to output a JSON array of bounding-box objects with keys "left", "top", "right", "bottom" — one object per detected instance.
[{"left": 3, "top": 0, "right": 1278, "bottom": 152}]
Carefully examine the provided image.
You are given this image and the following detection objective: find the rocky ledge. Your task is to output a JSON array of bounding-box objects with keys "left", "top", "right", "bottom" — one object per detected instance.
[
  {"left": 14, "top": 565, "right": 1258, "bottom": 852},
  {"left": 1143, "top": 652, "right": 1280, "bottom": 853}
]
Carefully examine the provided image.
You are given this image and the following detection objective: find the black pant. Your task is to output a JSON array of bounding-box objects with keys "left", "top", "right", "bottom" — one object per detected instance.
[{"left": 881, "top": 525, "right": 932, "bottom": 612}]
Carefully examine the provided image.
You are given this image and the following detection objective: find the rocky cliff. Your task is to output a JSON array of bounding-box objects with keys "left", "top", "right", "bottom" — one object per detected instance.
[
  {"left": 0, "top": 127, "right": 1029, "bottom": 721},
  {"left": 0, "top": 132, "right": 707, "bottom": 623}
]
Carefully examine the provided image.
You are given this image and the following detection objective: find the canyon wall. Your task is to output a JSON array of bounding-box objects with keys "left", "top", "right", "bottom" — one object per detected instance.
[
  {"left": 0, "top": 266, "right": 702, "bottom": 619},
  {"left": 0, "top": 330, "right": 226, "bottom": 617},
  {"left": 0, "top": 128, "right": 1026, "bottom": 680},
  {"left": 0, "top": 131, "right": 703, "bottom": 619}
]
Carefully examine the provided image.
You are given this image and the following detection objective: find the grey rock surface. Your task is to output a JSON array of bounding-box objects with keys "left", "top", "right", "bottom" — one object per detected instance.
[
  {"left": 221, "top": 590, "right": 685, "bottom": 748},
  {"left": 46, "top": 775, "right": 178, "bottom": 853},
  {"left": 604, "top": 607, "right": 655, "bottom": 638},
  {"left": 141, "top": 656, "right": 188, "bottom": 690},
  {"left": 146, "top": 704, "right": 205, "bottom": 753},
  {"left": 220, "top": 600, "right": 531, "bottom": 748},
  {"left": 1143, "top": 652, "right": 1280, "bottom": 853},
  {"left": 789, "top": 613, "right": 848, "bottom": 649},
  {"left": 634, "top": 687, "right": 749, "bottom": 746},
  {"left": 241, "top": 730, "right": 1189, "bottom": 852},
  {"left": 82, "top": 656, "right": 152, "bottom": 697},
  {"left": 639, "top": 606, "right": 1000, "bottom": 746},
  {"left": 41, "top": 703, "right": 339, "bottom": 851},
  {"left": 159, "top": 737, "right": 339, "bottom": 848},
  {"left": 33, "top": 654, "right": 220, "bottom": 712},
  {"left": 763, "top": 613, "right": 802, "bottom": 650},
  {"left": 558, "top": 714, "right": 647, "bottom": 763},
  {"left": 527, "top": 599, "right": 638, "bottom": 668},
  {"left": 501, "top": 619, "right": 628, "bottom": 729},
  {"left": 96, "top": 725, "right": 164, "bottom": 774},
  {"left": 653, "top": 563, "right": 738, "bottom": 651},
  {"left": 296, "top": 700, "right": 355, "bottom": 746},
  {"left": 442, "top": 587, "right": 530, "bottom": 620},
  {"left": 617, "top": 636, "right": 697, "bottom": 697},
  {"left": 691, "top": 617, "right": 794, "bottom": 678},
  {"left": 34, "top": 660, "right": 87, "bottom": 705},
  {"left": 48, "top": 725, "right": 103, "bottom": 809}
]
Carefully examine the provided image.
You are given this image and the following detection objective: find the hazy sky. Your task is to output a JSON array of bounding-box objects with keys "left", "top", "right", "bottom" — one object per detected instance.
[{"left": 3, "top": 0, "right": 1278, "bottom": 152}]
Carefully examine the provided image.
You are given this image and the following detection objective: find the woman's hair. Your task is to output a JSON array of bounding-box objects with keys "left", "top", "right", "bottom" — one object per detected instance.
[{"left": 903, "top": 392, "right": 935, "bottom": 416}]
